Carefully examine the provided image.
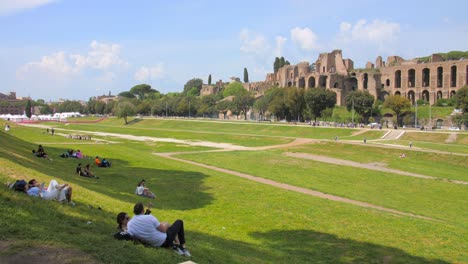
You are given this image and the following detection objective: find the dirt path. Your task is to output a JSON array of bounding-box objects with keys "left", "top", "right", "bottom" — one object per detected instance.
[
  {"left": 284, "top": 152, "right": 468, "bottom": 185},
  {"left": 156, "top": 152, "right": 437, "bottom": 221},
  {"left": 445, "top": 133, "right": 457, "bottom": 143}
]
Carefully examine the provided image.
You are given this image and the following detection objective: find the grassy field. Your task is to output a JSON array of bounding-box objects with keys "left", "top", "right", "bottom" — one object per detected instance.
[{"left": 0, "top": 118, "right": 466, "bottom": 263}]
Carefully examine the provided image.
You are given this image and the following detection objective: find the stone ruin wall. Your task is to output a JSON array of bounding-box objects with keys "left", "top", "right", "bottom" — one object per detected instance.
[{"left": 201, "top": 50, "right": 468, "bottom": 108}]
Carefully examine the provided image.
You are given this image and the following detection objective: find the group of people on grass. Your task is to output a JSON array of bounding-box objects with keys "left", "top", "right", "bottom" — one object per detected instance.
[
  {"left": 10, "top": 141, "right": 192, "bottom": 258},
  {"left": 32, "top": 144, "right": 51, "bottom": 160},
  {"left": 76, "top": 163, "right": 99, "bottom": 179},
  {"left": 60, "top": 149, "right": 84, "bottom": 159},
  {"left": 116, "top": 202, "right": 191, "bottom": 257},
  {"left": 95, "top": 156, "right": 112, "bottom": 167}
]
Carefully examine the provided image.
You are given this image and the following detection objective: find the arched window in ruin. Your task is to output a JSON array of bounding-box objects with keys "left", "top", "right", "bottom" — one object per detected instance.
[
  {"left": 436, "top": 119, "right": 444, "bottom": 129},
  {"left": 298, "top": 77, "right": 305, "bottom": 88},
  {"left": 451, "top": 65, "right": 457, "bottom": 87},
  {"left": 466, "top": 65, "right": 468, "bottom": 85},
  {"left": 407, "top": 90, "right": 415, "bottom": 105},
  {"left": 408, "top": 69, "right": 415, "bottom": 87},
  {"left": 349, "top": 78, "right": 358, "bottom": 91},
  {"left": 394, "top": 70, "right": 401, "bottom": 88},
  {"left": 287, "top": 81, "right": 292, "bottom": 87},
  {"left": 437, "top": 67, "right": 443, "bottom": 88},
  {"left": 319, "top": 76, "right": 327, "bottom": 88},
  {"left": 422, "top": 68, "right": 430, "bottom": 87},
  {"left": 363, "top": 73, "right": 368, "bottom": 89},
  {"left": 290, "top": 72, "right": 293, "bottom": 78},
  {"left": 450, "top": 90, "right": 456, "bottom": 98},
  {"left": 386, "top": 79, "right": 390, "bottom": 87},
  {"left": 308, "top": 77, "right": 316, "bottom": 88},
  {"left": 276, "top": 82, "right": 279, "bottom": 86},
  {"left": 437, "top": 91, "right": 442, "bottom": 100},
  {"left": 294, "top": 66, "right": 299, "bottom": 77},
  {"left": 333, "top": 82, "right": 339, "bottom": 88},
  {"left": 422, "top": 90, "right": 429, "bottom": 102},
  {"left": 395, "top": 91, "right": 401, "bottom": 96}
]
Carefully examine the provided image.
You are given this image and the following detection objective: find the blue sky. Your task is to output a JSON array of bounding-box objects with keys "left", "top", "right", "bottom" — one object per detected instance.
[{"left": 1, "top": 0, "right": 467, "bottom": 101}]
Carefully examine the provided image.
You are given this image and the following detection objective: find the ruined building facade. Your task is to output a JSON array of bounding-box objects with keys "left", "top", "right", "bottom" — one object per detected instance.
[{"left": 241, "top": 50, "right": 468, "bottom": 106}]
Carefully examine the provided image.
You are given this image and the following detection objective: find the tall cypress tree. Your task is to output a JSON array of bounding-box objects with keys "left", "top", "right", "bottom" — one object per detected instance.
[
  {"left": 274, "top": 57, "right": 280, "bottom": 73},
  {"left": 25, "top": 100, "right": 32, "bottom": 118},
  {"left": 208, "top": 74, "right": 212, "bottom": 85},
  {"left": 243, "top": 68, "right": 249, "bottom": 83}
]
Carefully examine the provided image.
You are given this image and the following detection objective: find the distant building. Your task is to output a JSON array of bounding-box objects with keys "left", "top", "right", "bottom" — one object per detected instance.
[
  {"left": 96, "top": 91, "right": 118, "bottom": 104},
  {"left": 201, "top": 50, "right": 468, "bottom": 107},
  {"left": 0, "top": 92, "right": 31, "bottom": 115}
]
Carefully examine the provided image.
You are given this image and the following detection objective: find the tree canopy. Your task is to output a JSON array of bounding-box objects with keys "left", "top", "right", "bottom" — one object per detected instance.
[
  {"left": 129, "top": 84, "right": 158, "bottom": 100},
  {"left": 345, "top": 90, "right": 375, "bottom": 123},
  {"left": 455, "top": 85, "right": 468, "bottom": 112},
  {"left": 183, "top": 78, "right": 203, "bottom": 95},
  {"left": 208, "top": 74, "right": 212, "bottom": 85},
  {"left": 304, "top": 88, "right": 336, "bottom": 122},
  {"left": 274, "top": 57, "right": 291, "bottom": 73},
  {"left": 114, "top": 100, "right": 136, "bottom": 125},
  {"left": 223, "top": 81, "right": 247, "bottom": 97},
  {"left": 383, "top": 94, "right": 411, "bottom": 126}
]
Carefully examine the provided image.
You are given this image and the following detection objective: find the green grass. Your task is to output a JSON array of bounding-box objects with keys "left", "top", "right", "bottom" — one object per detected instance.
[
  {"left": 177, "top": 149, "right": 467, "bottom": 226},
  {"left": 288, "top": 141, "right": 468, "bottom": 181},
  {"left": 0, "top": 119, "right": 467, "bottom": 263}
]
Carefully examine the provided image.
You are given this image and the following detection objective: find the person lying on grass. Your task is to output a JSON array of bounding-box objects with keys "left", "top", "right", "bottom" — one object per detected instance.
[
  {"left": 127, "top": 202, "right": 190, "bottom": 257},
  {"left": 26, "top": 179, "right": 75, "bottom": 206}
]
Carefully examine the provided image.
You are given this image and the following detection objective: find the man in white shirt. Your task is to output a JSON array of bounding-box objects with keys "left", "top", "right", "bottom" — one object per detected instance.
[{"left": 127, "top": 202, "right": 191, "bottom": 257}]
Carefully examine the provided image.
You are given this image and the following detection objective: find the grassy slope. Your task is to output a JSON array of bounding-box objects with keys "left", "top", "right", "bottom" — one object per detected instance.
[{"left": 0, "top": 119, "right": 466, "bottom": 263}]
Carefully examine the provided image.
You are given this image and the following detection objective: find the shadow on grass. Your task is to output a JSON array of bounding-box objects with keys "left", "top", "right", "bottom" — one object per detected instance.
[
  {"left": 0, "top": 189, "right": 449, "bottom": 264},
  {"left": 0, "top": 131, "right": 213, "bottom": 211},
  {"left": 126, "top": 118, "right": 143, "bottom": 125}
]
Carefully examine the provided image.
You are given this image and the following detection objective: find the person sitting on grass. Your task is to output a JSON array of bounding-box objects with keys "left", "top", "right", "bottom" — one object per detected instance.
[
  {"left": 95, "top": 156, "right": 101, "bottom": 166},
  {"left": 76, "top": 163, "right": 83, "bottom": 175},
  {"left": 26, "top": 179, "right": 75, "bottom": 206},
  {"left": 75, "top": 149, "right": 83, "bottom": 159},
  {"left": 83, "top": 164, "right": 98, "bottom": 179},
  {"left": 115, "top": 203, "right": 154, "bottom": 241},
  {"left": 32, "top": 149, "right": 51, "bottom": 160},
  {"left": 127, "top": 202, "right": 190, "bottom": 257},
  {"left": 100, "top": 158, "right": 111, "bottom": 167},
  {"left": 135, "top": 180, "right": 155, "bottom": 199}
]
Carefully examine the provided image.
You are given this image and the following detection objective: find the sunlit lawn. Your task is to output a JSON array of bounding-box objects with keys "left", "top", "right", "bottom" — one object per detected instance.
[{"left": 0, "top": 119, "right": 467, "bottom": 263}]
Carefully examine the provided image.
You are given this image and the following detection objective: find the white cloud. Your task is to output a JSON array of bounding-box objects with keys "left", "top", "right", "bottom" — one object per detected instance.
[
  {"left": 0, "top": 0, "right": 57, "bottom": 16},
  {"left": 19, "top": 51, "right": 75, "bottom": 77},
  {"left": 239, "top": 29, "right": 269, "bottom": 54},
  {"left": 338, "top": 19, "right": 400, "bottom": 44},
  {"left": 290, "top": 27, "right": 319, "bottom": 51},
  {"left": 134, "top": 64, "right": 165, "bottom": 82},
  {"left": 274, "top": 36, "right": 287, "bottom": 57},
  {"left": 18, "top": 40, "right": 127, "bottom": 78}
]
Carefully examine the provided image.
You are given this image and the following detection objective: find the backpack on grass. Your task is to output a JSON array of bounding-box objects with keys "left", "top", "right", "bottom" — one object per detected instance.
[{"left": 11, "top": 180, "right": 27, "bottom": 192}]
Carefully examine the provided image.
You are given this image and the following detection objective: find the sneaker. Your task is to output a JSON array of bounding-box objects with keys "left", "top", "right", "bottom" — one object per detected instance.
[
  {"left": 69, "top": 201, "right": 76, "bottom": 206},
  {"left": 178, "top": 245, "right": 191, "bottom": 257},
  {"left": 172, "top": 245, "right": 184, "bottom": 255}
]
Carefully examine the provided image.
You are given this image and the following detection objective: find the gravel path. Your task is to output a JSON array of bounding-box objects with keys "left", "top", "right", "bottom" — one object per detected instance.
[{"left": 284, "top": 152, "right": 468, "bottom": 185}]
